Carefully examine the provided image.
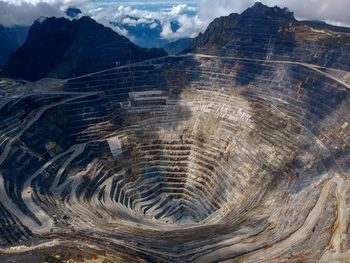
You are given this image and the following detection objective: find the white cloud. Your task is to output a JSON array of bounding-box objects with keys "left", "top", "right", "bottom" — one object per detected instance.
[
  {"left": 160, "top": 13, "right": 205, "bottom": 39},
  {"left": 0, "top": 1, "right": 66, "bottom": 26},
  {"left": 198, "top": 0, "right": 254, "bottom": 23},
  {"left": 122, "top": 17, "right": 137, "bottom": 26},
  {"left": 137, "top": 18, "right": 152, "bottom": 24},
  {"left": 160, "top": 22, "right": 172, "bottom": 38},
  {"left": 3, "top": 0, "right": 87, "bottom": 9},
  {"left": 168, "top": 3, "right": 188, "bottom": 15},
  {"left": 85, "top": 3, "right": 206, "bottom": 40},
  {"left": 158, "top": 4, "right": 206, "bottom": 39},
  {"left": 87, "top": 5, "right": 152, "bottom": 24},
  {"left": 271, "top": 0, "right": 350, "bottom": 27},
  {"left": 149, "top": 22, "right": 158, "bottom": 29},
  {"left": 121, "top": 17, "right": 154, "bottom": 26},
  {"left": 111, "top": 24, "right": 131, "bottom": 39}
]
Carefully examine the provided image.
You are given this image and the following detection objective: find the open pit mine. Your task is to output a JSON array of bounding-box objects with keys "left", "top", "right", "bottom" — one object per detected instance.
[{"left": 0, "top": 3, "right": 350, "bottom": 263}]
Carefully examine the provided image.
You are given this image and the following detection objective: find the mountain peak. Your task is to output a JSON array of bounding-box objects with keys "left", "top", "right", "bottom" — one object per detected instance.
[{"left": 242, "top": 2, "right": 295, "bottom": 20}]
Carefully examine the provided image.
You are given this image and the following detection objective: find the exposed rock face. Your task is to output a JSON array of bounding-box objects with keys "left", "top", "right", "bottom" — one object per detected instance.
[
  {"left": 1, "top": 16, "right": 167, "bottom": 81},
  {"left": 0, "top": 25, "right": 29, "bottom": 68},
  {"left": 188, "top": 2, "right": 350, "bottom": 71},
  {"left": 0, "top": 3, "right": 350, "bottom": 263}
]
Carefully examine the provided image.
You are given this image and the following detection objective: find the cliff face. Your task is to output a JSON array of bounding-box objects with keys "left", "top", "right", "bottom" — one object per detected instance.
[
  {"left": 187, "top": 2, "right": 350, "bottom": 70},
  {"left": 1, "top": 16, "right": 167, "bottom": 81}
]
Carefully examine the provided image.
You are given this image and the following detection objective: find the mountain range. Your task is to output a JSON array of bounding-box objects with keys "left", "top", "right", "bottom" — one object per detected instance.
[
  {"left": 1, "top": 16, "right": 166, "bottom": 81},
  {"left": 2, "top": 2, "right": 350, "bottom": 82}
]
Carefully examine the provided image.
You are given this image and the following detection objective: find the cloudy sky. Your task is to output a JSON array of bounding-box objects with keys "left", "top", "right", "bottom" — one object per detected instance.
[{"left": 1, "top": 0, "right": 350, "bottom": 40}]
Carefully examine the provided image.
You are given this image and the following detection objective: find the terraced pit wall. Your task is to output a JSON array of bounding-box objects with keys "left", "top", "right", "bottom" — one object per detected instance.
[{"left": 0, "top": 54, "right": 349, "bottom": 262}]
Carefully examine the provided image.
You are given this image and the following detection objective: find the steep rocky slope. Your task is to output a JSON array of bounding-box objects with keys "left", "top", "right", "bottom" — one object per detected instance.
[
  {"left": 187, "top": 2, "right": 350, "bottom": 71},
  {"left": 1, "top": 16, "right": 167, "bottom": 81}
]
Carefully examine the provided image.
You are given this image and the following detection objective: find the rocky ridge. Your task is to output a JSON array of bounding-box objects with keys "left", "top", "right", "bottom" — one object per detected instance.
[{"left": 187, "top": 2, "right": 350, "bottom": 71}]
